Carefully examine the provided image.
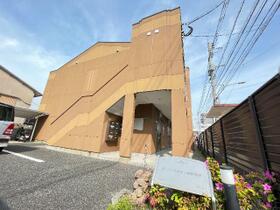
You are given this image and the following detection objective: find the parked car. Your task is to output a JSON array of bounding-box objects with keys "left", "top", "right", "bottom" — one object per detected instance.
[{"left": 0, "top": 103, "right": 15, "bottom": 151}]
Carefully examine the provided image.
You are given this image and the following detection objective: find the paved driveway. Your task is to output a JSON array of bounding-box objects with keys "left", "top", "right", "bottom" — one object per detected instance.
[{"left": 0, "top": 142, "right": 139, "bottom": 210}]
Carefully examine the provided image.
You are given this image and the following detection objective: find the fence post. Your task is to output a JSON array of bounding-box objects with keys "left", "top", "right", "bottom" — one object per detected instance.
[
  {"left": 248, "top": 96, "right": 270, "bottom": 171},
  {"left": 220, "top": 119, "right": 228, "bottom": 164},
  {"left": 202, "top": 133, "right": 206, "bottom": 153},
  {"left": 210, "top": 127, "right": 215, "bottom": 158},
  {"left": 205, "top": 131, "right": 209, "bottom": 156}
]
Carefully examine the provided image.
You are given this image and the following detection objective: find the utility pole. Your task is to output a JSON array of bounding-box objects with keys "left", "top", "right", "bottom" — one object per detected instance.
[{"left": 208, "top": 42, "right": 219, "bottom": 105}]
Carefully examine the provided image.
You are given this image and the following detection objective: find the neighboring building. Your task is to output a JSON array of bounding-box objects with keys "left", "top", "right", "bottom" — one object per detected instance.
[
  {"left": 206, "top": 104, "right": 238, "bottom": 119},
  {"left": 197, "top": 104, "right": 238, "bottom": 133},
  {"left": 0, "top": 65, "right": 42, "bottom": 123},
  {"left": 35, "top": 8, "right": 193, "bottom": 157}
]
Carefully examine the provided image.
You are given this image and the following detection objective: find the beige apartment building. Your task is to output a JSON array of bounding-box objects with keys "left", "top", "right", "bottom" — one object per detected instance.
[
  {"left": 35, "top": 8, "right": 193, "bottom": 157},
  {"left": 0, "top": 65, "right": 42, "bottom": 123}
]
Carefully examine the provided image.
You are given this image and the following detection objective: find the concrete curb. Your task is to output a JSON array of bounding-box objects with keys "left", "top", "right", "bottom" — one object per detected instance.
[{"left": 38, "top": 142, "right": 157, "bottom": 168}]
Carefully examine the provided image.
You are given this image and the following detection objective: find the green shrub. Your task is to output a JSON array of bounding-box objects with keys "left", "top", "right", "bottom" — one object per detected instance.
[
  {"left": 147, "top": 185, "right": 211, "bottom": 210},
  {"left": 107, "top": 196, "right": 135, "bottom": 210}
]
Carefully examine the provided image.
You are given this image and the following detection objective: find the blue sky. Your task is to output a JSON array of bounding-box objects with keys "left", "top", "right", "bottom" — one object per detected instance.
[{"left": 0, "top": 0, "right": 279, "bottom": 129}]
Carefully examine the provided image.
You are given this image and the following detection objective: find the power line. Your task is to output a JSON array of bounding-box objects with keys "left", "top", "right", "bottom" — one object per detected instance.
[
  {"left": 216, "top": 0, "right": 276, "bottom": 89},
  {"left": 241, "top": 40, "right": 280, "bottom": 66},
  {"left": 197, "top": 74, "right": 209, "bottom": 114},
  {"left": 197, "top": 0, "right": 230, "bottom": 123},
  {"left": 197, "top": 1, "right": 228, "bottom": 113},
  {"left": 186, "top": 2, "right": 227, "bottom": 122},
  {"left": 217, "top": 0, "right": 280, "bottom": 95},
  {"left": 197, "top": 0, "right": 279, "bottom": 131},
  {"left": 199, "top": 0, "right": 256, "bottom": 114},
  {"left": 223, "top": 40, "right": 280, "bottom": 103},
  {"left": 190, "top": 27, "right": 257, "bottom": 38},
  {"left": 215, "top": 0, "right": 262, "bottom": 86},
  {"left": 218, "top": 0, "right": 279, "bottom": 93},
  {"left": 183, "top": 0, "right": 225, "bottom": 25},
  {"left": 205, "top": 0, "right": 246, "bottom": 109},
  {"left": 215, "top": 0, "right": 245, "bottom": 73},
  {"left": 212, "top": 0, "right": 230, "bottom": 46},
  {"left": 206, "top": 0, "right": 230, "bottom": 106}
]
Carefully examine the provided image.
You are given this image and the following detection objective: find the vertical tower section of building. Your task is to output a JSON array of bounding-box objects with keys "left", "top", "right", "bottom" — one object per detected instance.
[{"left": 128, "top": 8, "right": 194, "bottom": 156}]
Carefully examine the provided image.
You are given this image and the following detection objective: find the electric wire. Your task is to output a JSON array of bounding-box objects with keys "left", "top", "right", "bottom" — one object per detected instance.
[
  {"left": 196, "top": 0, "right": 279, "bottom": 131},
  {"left": 213, "top": 0, "right": 230, "bottom": 46},
  {"left": 223, "top": 40, "right": 280, "bottom": 103},
  {"left": 197, "top": 0, "right": 230, "bottom": 118},
  {"left": 183, "top": 0, "right": 225, "bottom": 25},
  {"left": 218, "top": 0, "right": 279, "bottom": 94},
  {"left": 215, "top": 0, "right": 245, "bottom": 73},
  {"left": 216, "top": 0, "right": 263, "bottom": 86},
  {"left": 201, "top": 0, "right": 259, "bottom": 112},
  {"left": 217, "top": 0, "right": 280, "bottom": 95},
  {"left": 190, "top": 27, "right": 257, "bottom": 38}
]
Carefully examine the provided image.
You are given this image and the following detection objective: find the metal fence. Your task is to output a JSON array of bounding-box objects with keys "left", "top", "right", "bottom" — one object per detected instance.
[{"left": 198, "top": 73, "right": 280, "bottom": 174}]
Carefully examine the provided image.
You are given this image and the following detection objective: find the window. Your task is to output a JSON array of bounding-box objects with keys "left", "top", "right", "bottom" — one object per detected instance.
[{"left": 0, "top": 105, "right": 14, "bottom": 121}]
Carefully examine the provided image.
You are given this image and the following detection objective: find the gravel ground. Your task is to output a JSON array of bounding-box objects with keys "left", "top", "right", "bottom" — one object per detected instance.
[{"left": 0, "top": 142, "right": 139, "bottom": 210}]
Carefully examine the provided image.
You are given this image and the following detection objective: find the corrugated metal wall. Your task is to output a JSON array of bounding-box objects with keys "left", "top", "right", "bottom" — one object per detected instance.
[{"left": 198, "top": 73, "right": 280, "bottom": 174}]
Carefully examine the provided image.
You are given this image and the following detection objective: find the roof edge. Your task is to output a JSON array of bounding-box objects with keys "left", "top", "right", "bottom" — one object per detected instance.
[
  {"left": 52, "top": 7, "right": 180, "bottom": 72},
  {"left": 54, "top": 41, "right": 131, "bottom": 72},
  {"left": 0, "top": 65, "right": 42, "bottom": 97},
  {"left": 132, "top": 7, "right": 180, "bottom": 26}
]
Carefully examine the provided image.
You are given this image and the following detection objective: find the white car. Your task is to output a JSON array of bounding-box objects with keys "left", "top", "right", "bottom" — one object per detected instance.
[{"left": 0, "top": 103, "right": 14, "bottom": 151}]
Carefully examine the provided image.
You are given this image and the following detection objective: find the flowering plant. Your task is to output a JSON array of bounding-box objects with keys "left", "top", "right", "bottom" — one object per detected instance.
[
  {"left": 206, "top": 157, "right": 277, "bottom": 209},
  {"left": 146, "top": 185, "right": 211, "bottom": 210},
  {"left": 245, "top": 170, "right": 277, "bottom": 209},
  {"left": 147, "top": 185, "right": 169, "bottom": 209},
  {"left": 144, "top": 157, "right": 278, "bottom": 210}
]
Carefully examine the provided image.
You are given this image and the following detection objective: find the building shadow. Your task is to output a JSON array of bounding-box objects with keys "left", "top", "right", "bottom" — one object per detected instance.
[
  {"left": 0, "top": 144, "right": 38, "bottom": 155},
  {"left": 0, "top": 198, "right": 10, "bottom": 210}
]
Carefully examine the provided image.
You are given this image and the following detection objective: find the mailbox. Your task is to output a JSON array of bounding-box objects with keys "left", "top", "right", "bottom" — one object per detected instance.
[{"left": 106, "top": 121, "right": 122, "bottom": 142}]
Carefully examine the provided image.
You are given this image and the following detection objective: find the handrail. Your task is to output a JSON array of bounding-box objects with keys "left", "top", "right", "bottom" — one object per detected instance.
[{"left": 51, "top": 64, "right": 128, "bottom": 125}]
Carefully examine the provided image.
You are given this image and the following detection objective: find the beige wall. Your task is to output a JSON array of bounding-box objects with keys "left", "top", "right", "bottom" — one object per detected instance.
[
  {"left": 0, "top": 70, "right": 34, "bottom": 108},
  {"left": 132, "top": 104, "right": 171, "bottom": 154},
  {"left": 36, "top": 8, "right": 193, "bottom": 157},
  {"left": 0, "top": 95, "right": 16, "bottom": 106}
]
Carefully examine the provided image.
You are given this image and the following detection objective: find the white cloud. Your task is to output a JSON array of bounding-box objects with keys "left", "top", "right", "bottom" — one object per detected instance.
[
  {"left": 0, "top": 34, "right": 68, "bottom": 87},
  {"left": 0, "top": 37, "right": 19, "bottom": 48},
  {"left": 0, "top": 12, "right": 69, "bottom": 109},
  {"left": 0, "top": 35, "right": 68, "bottom": 109}
]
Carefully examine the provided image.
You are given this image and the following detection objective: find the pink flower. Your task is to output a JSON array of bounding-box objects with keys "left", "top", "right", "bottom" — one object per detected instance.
[
  {"left": 215, "top": 182, "right": 224, "bottom": 191},
  {"left": 204, "top": 159, "right": 209, "bottom": 168},
  {"left": 264, "top": 170, "right": 273, "bottom": 180},
  {"left": 264, "top": 202, "right": 272, "bottom": 209},
  {"left": 246, "top": 183, "right": 252, "bottom": 189},
  {"left": 149, "top": 197, "right": 157, "bottom": 208},
  {"left": 263, "top": 183, "right": 272, "bottom": 192},
  {"left": 144, "top": 194, "right": 150, "bottom": 202}
]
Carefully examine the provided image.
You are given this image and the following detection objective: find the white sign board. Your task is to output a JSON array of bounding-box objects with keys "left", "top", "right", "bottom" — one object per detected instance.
[
  {"left": 151, "top": 157, "right": 214, "bottom": 198},
  {"left": 134, "top": 118, "right": 144, "bottom": 131}
]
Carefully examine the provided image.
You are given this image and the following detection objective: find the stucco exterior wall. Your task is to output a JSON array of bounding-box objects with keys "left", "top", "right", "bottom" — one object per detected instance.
[
  {"left": 0, "top": 70, "right": 34, "bottom": 108},
  {"left": 132, "top": 104, "right": 171, "bottom": 154},
  {"left": 0, "top": 95, "right": 17, "bottom": 106},
  {"left": 35, "top": 8, "right": 193, "bottom": 157}
]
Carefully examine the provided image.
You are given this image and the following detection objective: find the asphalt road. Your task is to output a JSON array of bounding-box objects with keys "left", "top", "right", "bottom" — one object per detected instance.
[{"left": 0, "top": 142, "right": 139, "bottom": 210}]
